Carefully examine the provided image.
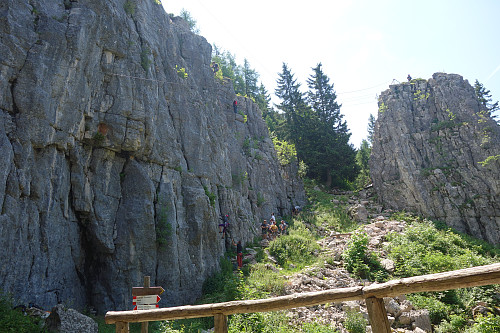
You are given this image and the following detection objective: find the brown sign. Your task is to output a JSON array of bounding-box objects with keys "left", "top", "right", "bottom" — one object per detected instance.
[{"left": 132, "top": 286, "right": 165, "bottom": 297}]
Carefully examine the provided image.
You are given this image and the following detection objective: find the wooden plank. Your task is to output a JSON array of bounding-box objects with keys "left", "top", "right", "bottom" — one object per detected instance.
[
  {"left": 132, "top": 287, "right": 165, "bottom": 296},
  {"left": 366, "top": 297, "right": 391, "bottom": 333},
  {"left": 363, "top": 262, "right": 500, "bottom": 298},
  {"left": 105, "top": 286, "right": 363, "bottom": 324},
  {"left": 105, "top": 263, "right": 500, "bottom": 325},
  {"left": 214, "top": 314, "right": 228, "bottom": 333},
  {"left": 116, "top": 322, "right": 129, "bottom": 333}
]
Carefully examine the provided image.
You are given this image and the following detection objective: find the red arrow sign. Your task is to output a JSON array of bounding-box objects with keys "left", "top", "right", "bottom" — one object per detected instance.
[
  {"left": 133, "top": 304, "right": 159, "bottom": 311},
  {"left": 132, "top": 295, "right": 161, "bottom": 305}
]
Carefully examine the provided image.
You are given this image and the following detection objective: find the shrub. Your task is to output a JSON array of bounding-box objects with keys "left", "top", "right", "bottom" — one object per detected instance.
[
  {"left": 435, "top": 313, "right": 468, "bottom": 333},
  {"left": 0, "top": 293, "right": 45, "bottom": 332},
  {"left": 268, "top": 233, "right": 319, "bottom": 268},
  {"left": 203, "top": 186, "right": 216, "bottom": 207},
  {"left": 343, "top": 310, "right": 367, "bottom": 333},
  {"left": 408, "top": 294, "right": 453, "bottom": 324},
  {"left": 342, "top": 230, "right": 388, "bottom": 281},
  {"left": 175, "top": 65, "right": 188, "bottom": 79},
  {"left": 245, "top": 263, "right": 285, "bottom": 297},
  {"left": 385, "top": 221, "right": 494, "bottom": 277},
  {"left": 465, "top": 314, "right": 500, "bottom": 333},
  {"left": 302, "top": 322, "right": 339, "bottom": 333}
]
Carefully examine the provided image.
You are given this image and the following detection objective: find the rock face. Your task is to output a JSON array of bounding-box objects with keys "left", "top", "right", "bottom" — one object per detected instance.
[
  {"left": 371, "top": 73, "right": 500, "bottom": 244},
  {"left": 0, "top": 0, "right": 304, "bottom": 313}
]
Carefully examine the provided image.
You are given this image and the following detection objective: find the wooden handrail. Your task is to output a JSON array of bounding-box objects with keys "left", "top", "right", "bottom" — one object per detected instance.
[{"left": 105, "top": 263, "right": 500, "bottom": 332}]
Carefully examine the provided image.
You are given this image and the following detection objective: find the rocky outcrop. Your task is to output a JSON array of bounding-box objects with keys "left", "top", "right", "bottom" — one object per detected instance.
[
  {"left": 0, "top": 0, "right": 304, "bottom": 313},
  {"left": 371, "top": 73, "right": 500, "bottom": 244}
]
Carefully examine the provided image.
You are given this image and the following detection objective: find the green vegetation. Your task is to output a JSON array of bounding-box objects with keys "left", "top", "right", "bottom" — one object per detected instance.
[
  {"left": 175, "top": 65, "right": 188, "bottom": 79},
  {"left": 478, "top": 154, "right": 500, "bottom": 166},
  {"left": 141, "top": 47, "right": 152, "bottom": 71},
  {"left": 378, "top": 101, "right": 388, "bottom": 113},
  {"left": 203, "top": 186, "right": 216, "bottom": 207},
  {"left": 256, "top": 192, "right": 265, "bottom": 207},
  {"left": 275, "top": 63, "right": 358, "bottom": 189},
  {"left": 342, "top": 230, "right": 388, "bottom": 282},
  {"left": 272, "top": 136, "right": 297, "bottom": 166},
  {"left": 92, "top": 132, "right": 105, "bottom": 146},
  {"left": 124, "top": 0, "right": 136, "bottom": 16},
  {"left": 179, "top": 9, "right": 199, "bottom": 33},
  {"left": 344, "top": 310, "right": 368, "bottom": 333},
  {"left": 0, "top": 294, "right": 45, "bottom": 332},
  {"left": 383, "top": 214, "right": 500, "bottom": 331},
  {"left": 269, "top": 230, "right": 320, "bottom": 268}
]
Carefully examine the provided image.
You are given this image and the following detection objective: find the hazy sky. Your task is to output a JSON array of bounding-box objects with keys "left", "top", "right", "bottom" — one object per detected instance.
[{"left": 161, "top": 0, "right": 500, "bottom": 147}]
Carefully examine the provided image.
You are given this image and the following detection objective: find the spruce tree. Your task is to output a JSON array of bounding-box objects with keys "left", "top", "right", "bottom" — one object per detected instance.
[
  {"left": 474, "top": 79, "right": 499, "bottom": 116},
  {"left": 242, "top": 59, "right": 259, "bottom": 98},
  {"left": 275, "top": 63, "right": 309, "bottom": 144},
  {"left": 367, "top": 113, "right": 376, "bottom": 145},
  {"left": 305, "top": 63, "right": 358, "bottom": 188}
]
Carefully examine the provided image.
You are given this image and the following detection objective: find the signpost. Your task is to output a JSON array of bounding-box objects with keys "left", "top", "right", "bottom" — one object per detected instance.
[
  {"left": 132, "top": 276, "right": 164, "bottom": 333},
  {"left": 133, "top": 295, "right": 161, "bottom": 310}
]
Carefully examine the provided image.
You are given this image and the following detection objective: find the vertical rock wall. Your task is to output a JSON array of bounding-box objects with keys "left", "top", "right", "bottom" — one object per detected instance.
[
  {"left": 371, "top": 73, "right": 500, "bottom": 245},
  {"left": 0, "top": 0, "right": 304, "bottom": 312}
]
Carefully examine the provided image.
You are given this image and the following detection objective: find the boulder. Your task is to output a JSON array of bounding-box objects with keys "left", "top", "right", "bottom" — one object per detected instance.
[
  {"left": 410, "top": 309, "right": 432, "bottom": 333},
  {"left": 45, "top": 305, "right": 98, "bottom": 333},
  {"left": 348, "top": 204, "right": 369, "bottom": 222}
]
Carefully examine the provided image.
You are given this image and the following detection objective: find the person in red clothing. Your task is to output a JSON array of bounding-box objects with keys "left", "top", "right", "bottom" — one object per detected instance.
[
  {"left": 236, "top": 241, "right": 243, "bottom": 268},
  {"left": 233, "top": 100, "right": 238, "bottom": 113}
]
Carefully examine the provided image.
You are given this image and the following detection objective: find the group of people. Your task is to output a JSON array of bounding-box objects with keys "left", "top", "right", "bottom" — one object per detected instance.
[{"left": 261, "top": 212, "right": 288, "bottom": 240}]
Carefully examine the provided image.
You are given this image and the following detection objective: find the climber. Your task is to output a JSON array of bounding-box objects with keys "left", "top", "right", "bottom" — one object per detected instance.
[
  {"left": 219, "top": 214, "right": 228, "bottom": 233},
  {"left": 270, "top": 212, "right": 276, "bottom": 224},
  {"left": 233, "top": 100, "right": 238, "bottom": 113},
  {"left": 211, "top": 62, "right": 219, "bottom": 74},
  {"left": 407, "top": 74, "right": 412, "bottom": 82}
]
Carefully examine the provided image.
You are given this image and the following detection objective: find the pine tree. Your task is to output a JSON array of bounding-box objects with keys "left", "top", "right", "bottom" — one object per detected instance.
[
  {"left": 242, "top": 59, "right": 259, "bottom": 98},
  {"left": 255, "top": 83, "right": 271, "bottom": 113},
  {"left": 180, "top": 9, "right": 199, "bottom": 34},
  {"left": 367, "top": 113, "right": 376, "bottom": 145},
  {"left": 275, "top": 63, "right": 309, "bottom": 144},
  {"left": 305, "top": 63, "right": 358, "bottom": 188},
  {"left": 474, "top": 79, "right": 499, "bottom": 116}
]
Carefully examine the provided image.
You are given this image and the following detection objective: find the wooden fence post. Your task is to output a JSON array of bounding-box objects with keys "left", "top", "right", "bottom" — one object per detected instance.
[
  {"left": 214, "top": 314, "right": 228, "bottom": 333},
  {"left": 366, "top": 297, "right": 391, "bottom": 333},
  {"left": 116, "top": 322, "right": 129, "bottom": 333},
  {"left": 141, "top": 276, "right": 150, "bottom": 333}
]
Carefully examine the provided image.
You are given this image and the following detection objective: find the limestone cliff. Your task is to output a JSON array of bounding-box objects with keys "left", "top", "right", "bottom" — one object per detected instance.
[
  {"left": 371, "top": 73, "right": 500, "bottom": 245},
  {"left": 0, "top": 0, "right": 305, "bottom": 312}
]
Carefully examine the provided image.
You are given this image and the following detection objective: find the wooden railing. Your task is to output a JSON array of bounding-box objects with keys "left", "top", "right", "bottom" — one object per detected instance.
[{"left": 105, "top": 263, "right": 500, "bottom": 333}]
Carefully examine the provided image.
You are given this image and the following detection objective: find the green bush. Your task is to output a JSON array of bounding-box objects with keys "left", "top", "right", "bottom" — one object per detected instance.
[
  {"left": 302, "top": 322, "right": 339, "bottom": 333},
  {"left": 229, "top": 311, "right": 290, "bottom": 333},
  {"left": 465, "top": 314, "right": 500, "bottom": 333},
  {"left": 408, "top": 294, "right": 453, "bottom": 324},
  {"left": 0, "top": 294, "right": 45, "bottom": 333},
  {"left": 343, "top": 310, "right": 367, "bottom": 333},
  {"left": 245, "top": 263, "right": 285, "bottom": 297},
  {"left": 385, "top": 221, "right": 494, "bottom": 277},
  {"left": 268, "top": 233, "right": 319, "bottom": 268},
  {"left": 342, "top": 230, "right": 388, "bottom": 281},
  {"left": 435, "top": 313, "right": 468, "bottom": 333}
]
